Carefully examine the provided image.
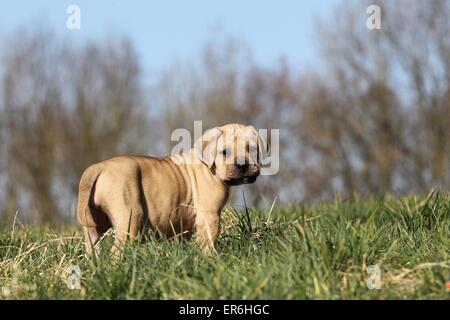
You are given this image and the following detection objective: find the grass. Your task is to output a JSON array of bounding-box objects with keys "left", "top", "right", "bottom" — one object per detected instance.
[{"left": 0, "top": 191, "right": 449, "bottom": 299}]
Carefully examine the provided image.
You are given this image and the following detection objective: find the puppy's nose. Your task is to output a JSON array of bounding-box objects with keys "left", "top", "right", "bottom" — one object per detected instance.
[{"left": 236, "top": 163, "right": 248, "bottom": 171}]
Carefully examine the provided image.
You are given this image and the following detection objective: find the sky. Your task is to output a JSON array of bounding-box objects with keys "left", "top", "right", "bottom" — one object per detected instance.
[{"left": 0, "top": 1, "right": 339, "bottom": 77}]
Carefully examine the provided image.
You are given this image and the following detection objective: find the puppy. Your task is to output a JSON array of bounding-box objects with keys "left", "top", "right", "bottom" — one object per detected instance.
[{"left": 77, "top": 123, "right": 267, "bottom": 256}]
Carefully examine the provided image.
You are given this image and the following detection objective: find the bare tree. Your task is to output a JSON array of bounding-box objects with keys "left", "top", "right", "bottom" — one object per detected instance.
[
  {"left": 2, "top": 0, "right": 449, "bottom": 224},
  {"left": 1, "top": 29, "right": 150, "bottom": 223}
]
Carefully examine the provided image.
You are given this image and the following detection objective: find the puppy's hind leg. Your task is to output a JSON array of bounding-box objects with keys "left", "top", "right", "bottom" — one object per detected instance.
[
  {"left": 83, "top": 208, "right": 112, "bottom": 255},
  {"left": 110, "top": 204, "right": 145, "bottom": 259},
  {"left": 77, "top": 166, "right": 110, "bottom": 255},
  {"left": 83, "top": 227, "right": 101, "bottom": 255}
]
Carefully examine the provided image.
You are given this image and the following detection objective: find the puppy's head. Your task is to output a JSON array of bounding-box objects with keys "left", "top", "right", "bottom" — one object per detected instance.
[{"left": 195, "top": 124, "right": 268, "bottom": 186}]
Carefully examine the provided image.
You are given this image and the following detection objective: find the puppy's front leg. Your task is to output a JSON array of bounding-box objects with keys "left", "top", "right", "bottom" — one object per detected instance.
[{"left": 195, "top": 211, "right": 220, "bottom": 254}]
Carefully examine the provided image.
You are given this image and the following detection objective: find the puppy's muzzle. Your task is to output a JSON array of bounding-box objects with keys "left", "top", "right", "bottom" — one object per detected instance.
[{"left": 224, "top": 163, "right": 260, "bottom": 185}]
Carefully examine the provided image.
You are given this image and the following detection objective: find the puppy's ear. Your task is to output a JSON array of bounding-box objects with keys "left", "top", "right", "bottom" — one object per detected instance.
[{"left": 194, "top": 127, "right": 222, "bottom": 168}]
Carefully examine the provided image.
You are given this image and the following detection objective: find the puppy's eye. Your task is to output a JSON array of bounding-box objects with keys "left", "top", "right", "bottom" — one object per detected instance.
[{"left": 222, "top": 149, "right": 227, "bottom": 156}]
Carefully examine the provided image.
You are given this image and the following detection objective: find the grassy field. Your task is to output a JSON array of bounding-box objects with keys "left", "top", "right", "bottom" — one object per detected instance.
[{"left": 0, "top": 191, "right": 449, "bottom": 299}]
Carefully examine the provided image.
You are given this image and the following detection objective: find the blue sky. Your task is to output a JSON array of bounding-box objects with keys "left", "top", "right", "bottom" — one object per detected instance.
[{"left": 0, "top": 1, "right": 339, "bottom": 76}]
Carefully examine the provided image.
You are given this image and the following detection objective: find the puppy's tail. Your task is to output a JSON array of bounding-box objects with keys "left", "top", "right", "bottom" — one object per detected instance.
[{"left": 77, "top": 165, "right": 102, "bottom": 228}]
